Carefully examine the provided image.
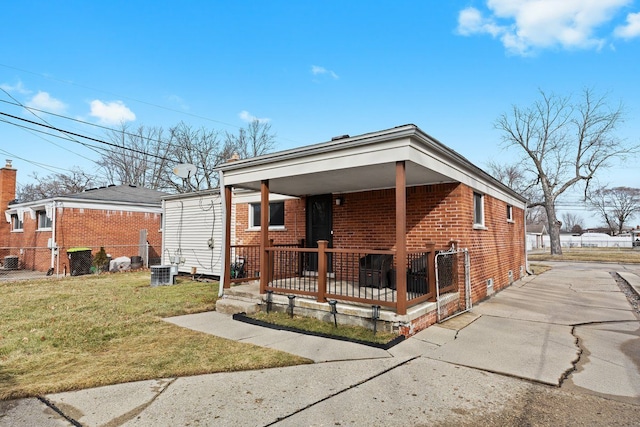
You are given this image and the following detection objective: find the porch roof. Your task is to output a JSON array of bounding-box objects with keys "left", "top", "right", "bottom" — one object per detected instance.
[{"left": 216, "top": 124, "right": 527, "bottom": 207}]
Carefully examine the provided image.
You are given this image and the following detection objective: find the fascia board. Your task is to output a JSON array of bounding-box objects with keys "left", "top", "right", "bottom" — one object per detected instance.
[
  {"left": 222, "top": 139, "right": 411, "bottom": 186},
  {"left": 57, "top": 199, "right": 162, "bottom": 213},
  {"left": 408, "top": 143, "right": 527, "bottom": 208}
]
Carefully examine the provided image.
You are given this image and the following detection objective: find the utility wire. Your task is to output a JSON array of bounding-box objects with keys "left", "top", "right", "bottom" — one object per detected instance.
[
  {"left": 0, "top": 62, "right": 304, "bottom": 146},
  {"left": 1, "top": 88, "right": 106, "bottom": 160},
  {"left": 0, "top": 111, "right": 176, "bottom": 163},
  {"left": 0, "top": 98, "right": 170, "bottom": 147}
]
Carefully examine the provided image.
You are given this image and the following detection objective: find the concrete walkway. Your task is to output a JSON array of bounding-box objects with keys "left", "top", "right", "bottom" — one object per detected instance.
[{"left": 2, "top": 262, "right": 639, "bottom": 426}]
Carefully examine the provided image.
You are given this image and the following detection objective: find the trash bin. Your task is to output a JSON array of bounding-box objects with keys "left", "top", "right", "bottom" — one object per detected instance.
[
  {"left": 359, "top": 254, "right": 393, "bottom": 289},
  {"left": 4, "top": 255, "right": 18, "bottom": 270},
  {"left": 130, "top": 256, "right": 143, "bottom": 269},
  {"left": 67, "top": 248, "right": 92, "bottom": 276}
]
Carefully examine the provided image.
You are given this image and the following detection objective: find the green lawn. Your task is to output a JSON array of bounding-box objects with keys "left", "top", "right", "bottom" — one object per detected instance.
[{"left": 0, "top": 272, "right": 310, "bottom": 400}]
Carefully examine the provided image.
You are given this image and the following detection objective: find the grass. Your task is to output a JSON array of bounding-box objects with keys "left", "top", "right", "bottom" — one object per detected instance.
[
  {"left": 246, "top": 311, "right": 399, "bottom": 345},
  {"left": 0, "top": 272, "right": 310, "bottom": 400},
  {"left": 528, "top": 247, "right": 640, "bottom": 264},
  {"left": 529, "top": 263, "right": 552, "bottom": 275}
]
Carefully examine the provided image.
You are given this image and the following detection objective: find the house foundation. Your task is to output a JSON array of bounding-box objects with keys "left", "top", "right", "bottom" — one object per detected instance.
[{"left": 216, "top": 281, "right": 462, "bottom": 337}]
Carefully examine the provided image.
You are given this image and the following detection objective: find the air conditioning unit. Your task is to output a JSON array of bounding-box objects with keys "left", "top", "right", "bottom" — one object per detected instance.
[{"left": 150, "top": 265, "right": 178, "bottom": 286}]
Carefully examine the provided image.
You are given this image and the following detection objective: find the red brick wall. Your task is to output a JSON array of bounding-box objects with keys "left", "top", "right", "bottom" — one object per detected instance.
[
  {"left": 5, "top": 206, "right": 162, "bottom": 272},
  {"left": 234, "top": 183, "right": 525, "bottom": 305},
  {"left": 234, "top": 199, "right": 306, "bottom": 246}
]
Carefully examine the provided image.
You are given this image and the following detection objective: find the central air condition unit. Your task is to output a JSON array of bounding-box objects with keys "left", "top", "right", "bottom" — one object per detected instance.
[{"left": 150, "top": 265, "right": 178, "bottom": 286}]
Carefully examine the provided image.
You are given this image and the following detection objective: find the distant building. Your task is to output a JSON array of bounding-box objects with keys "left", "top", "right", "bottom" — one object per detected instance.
[{"left": 1, "top": 161, "right": 167, "bottom": 274}]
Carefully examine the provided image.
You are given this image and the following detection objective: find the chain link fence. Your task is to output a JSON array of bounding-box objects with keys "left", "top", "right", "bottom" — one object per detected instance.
[{"left": 0, "top": 244, "right": 159, "bottom": 280}]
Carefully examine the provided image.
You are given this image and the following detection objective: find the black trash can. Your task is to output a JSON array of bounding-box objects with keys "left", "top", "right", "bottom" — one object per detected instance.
[
  {"left": 67, "top": 248, "right": 92, "bottom": 276},
  {"left": 359, "top": 254, "right": 393, "bottom": 289},
  {"left": 130, "top": 256, "right": 143, "bottom": 270}
]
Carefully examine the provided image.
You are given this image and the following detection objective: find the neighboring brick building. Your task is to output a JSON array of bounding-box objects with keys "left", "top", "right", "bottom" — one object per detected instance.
[
  {"left": 1, "top": 163, "right": 167, "bottom": 274},
  {"left": 218, "top": 124, "right": 528, "bottom": 336}
]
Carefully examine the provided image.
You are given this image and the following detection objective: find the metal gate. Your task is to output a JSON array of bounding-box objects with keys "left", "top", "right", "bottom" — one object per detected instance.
[{"left": 435, "top": 246, "right": 471, "bottom": 323}]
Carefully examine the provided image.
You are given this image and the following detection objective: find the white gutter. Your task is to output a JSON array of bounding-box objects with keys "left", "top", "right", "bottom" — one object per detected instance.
[
  {"left": 524, "top": 207, "right": 532, "bottom": 275},
  {"left": 218, "top": 170, "right": 227, "bottom": 297}
]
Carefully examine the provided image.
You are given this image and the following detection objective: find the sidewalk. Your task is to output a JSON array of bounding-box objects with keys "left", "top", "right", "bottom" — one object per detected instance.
[{"left": 2, "top": 262, "right": 639, "bottom": 426}]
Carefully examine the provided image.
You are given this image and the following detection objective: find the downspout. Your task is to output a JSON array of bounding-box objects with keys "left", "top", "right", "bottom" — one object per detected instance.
[
  {"left": 524, "top": 205, "right": 532, "bottom": 275},
  {"left": 218, "top": 171, "right": 227, "bottom": 297},
  {"left": 50, "top": 200, "right": 57, "bottom": 273}
]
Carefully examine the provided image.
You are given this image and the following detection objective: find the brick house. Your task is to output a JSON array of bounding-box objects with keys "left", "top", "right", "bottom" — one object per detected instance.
[
  {"left": 1, "top": 161, "right": 167, "bottom": 274},
  {"left": 217, "top": 124, "right": 528, "bottom": 336}
]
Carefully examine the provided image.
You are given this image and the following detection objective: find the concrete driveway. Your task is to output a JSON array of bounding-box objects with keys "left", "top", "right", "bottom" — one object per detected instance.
[{"left": 2, "top": 262, "right": 639, "bottom": 426}]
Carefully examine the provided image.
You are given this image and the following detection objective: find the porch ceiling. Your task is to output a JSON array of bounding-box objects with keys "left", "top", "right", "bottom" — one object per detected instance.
[{"left": 229, "top": 162, "right": 452, "bottom": 196}]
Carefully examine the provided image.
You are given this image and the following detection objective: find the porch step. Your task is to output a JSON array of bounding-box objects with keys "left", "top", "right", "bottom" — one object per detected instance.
[
  {"left": 225, "top": 282, "right": 262, "bottom": 301},
  {"left": 216, "top": 298, "right": 260, "bottom": 315}
]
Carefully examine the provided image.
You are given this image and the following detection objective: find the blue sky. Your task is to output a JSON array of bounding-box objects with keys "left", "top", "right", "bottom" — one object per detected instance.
[{"left": 1, "top": 1, "right": 640, "bottom": 226}]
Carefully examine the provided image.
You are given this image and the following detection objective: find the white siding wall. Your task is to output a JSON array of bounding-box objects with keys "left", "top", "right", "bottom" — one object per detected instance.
[{"left": 162, "top": 193, "right": 225, "bottom": 277}]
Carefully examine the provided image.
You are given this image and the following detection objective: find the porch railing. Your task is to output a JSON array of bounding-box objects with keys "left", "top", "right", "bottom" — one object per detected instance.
[
  {"left": 230, "top": 240, "right": 304, "bottom": 283},
  {"left": 264, "top": 242, "right": 452, "bottom": 311}
]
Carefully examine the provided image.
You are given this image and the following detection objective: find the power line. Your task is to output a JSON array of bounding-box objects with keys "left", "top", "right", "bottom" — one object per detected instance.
[
  {"left": 0, "top": 90, "right": 102, "bottom": 163},
  {"left": 0, "top": 98, "right": 171, "bottom": 147},
  {"left": 0, "top": 62, "right": 304, "bottom": 146},
  {"left": 0, "top": 62, "right": 243, "bottom": 129},
  {"left": 0, "top": 147, "right": 66, "bottom": 175},
  {"left": 0, "top": 111, "right": 175, "bottom": 163}
]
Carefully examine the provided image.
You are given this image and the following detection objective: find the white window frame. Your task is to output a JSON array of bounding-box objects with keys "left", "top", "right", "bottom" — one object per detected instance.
[
  {"left": 248, "top": 201, "right": 285, "bottom": 230},
  {"left": 11, "top": 214, "right": 23, "bottom": 232},
  {"left": 506, "top": 204, "right": 514, "bottom": 223},
  {"left": 37, "top": 210, "right": 52, "bottom": 230},
  {"left": 473, "top": 192, "right": 486, "bottom": 229}
]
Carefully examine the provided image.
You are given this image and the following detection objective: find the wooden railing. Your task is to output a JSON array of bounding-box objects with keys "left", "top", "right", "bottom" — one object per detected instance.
[
  {"left": 264, "top": 242, "right": 443, "bottom": 312},
  {"left": 230, "top": 240, "right": 304, "bottom": 284}
]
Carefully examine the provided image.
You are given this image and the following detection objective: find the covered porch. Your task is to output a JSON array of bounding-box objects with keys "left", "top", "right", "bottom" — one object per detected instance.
[{"left": 216, "top": 125, "right": 522, "bottom": 323}]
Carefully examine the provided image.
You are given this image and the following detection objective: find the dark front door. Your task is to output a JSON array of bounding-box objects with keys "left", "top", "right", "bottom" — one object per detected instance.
[{"left": 306, "top": 194, "right": 333, "bottom": 272}]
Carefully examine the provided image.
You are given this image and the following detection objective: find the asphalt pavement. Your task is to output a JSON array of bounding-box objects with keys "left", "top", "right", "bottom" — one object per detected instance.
[{"left": 1, "top": 261, "right": 639, "bottom": 426}]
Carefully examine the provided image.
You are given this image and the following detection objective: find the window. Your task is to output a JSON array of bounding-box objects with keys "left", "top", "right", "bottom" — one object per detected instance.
[
  {"left": 506, "top": 205, "right": 514, "bottom": 222},
  {"left": 473, "top": 192, "right": 484, "bottom": 227},
  {"left": 250, "top": 201, "right": 285, "bottom": 229},
  {"left": 37, "top": 210, "right": 52, "bottom": 229},
  {"left": 10, "top": 214, "right": 23, "bottom": 231}
]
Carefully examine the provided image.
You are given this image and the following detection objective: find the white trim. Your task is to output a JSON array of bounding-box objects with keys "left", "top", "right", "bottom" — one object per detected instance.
[
  {"left": 218, "top": 125, "right": 527, "bottom": 209},
  {"left": 473, "top": 191, "right": 485, "bottom": 227}
]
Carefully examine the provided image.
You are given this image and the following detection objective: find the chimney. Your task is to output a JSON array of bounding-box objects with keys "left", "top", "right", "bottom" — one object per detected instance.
[{"left": 0, "top": 159, "right": 17, "bottom": 210}]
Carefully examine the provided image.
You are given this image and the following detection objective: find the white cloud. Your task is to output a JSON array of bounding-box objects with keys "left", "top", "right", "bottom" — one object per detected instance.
[
  {"left": 167, "top": 94, "right": 189, "bottom": 111},
  {"left": 0, "top": 80, "right": 30, "bottom": 95},
  {"left": 615, "top": 11, "right": 640, "bottom": 38},
  {"left": 26, "top": 91, "right": 67, "bottom": 113},
  {"left": 457, "top": 0, "right": 633, "bottom": 55},
  {"left": 89, "top": 100, "right": 136, "bottom": 125},
  {"left": 239, "top": 110, "right": 270, "bottom": 123},
  {"left": 311, "top": 65, "right": 339, "bottom": 79}
]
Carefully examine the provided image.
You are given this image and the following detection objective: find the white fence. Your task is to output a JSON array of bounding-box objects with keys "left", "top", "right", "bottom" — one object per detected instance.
[{"left": 527, "top": 233, "right": 635, "bottom": 250}]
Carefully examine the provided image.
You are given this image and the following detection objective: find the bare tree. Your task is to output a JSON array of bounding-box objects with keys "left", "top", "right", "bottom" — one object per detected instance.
[
  {"left": 487, "top": 161, "right": 544, "bottom": 224},
  {"left": 163, "top": 122, "right": 225, "bottom": 192},
  {"left": 224, "top": 120, "right": 276, "bottom": 160},
  {"left": 495, "top": 88, "right": 636, "bottom": 255},
  {"left": 98, "top": 123, "right": 170, "bottom": 190},
  {"left": 97, "top": 120, "right": 277, "bottom": 194},
  {"left": 560, "top": 212, "right": 583, "bottom": 233},
  {"left": 588, "top": 186, "right": 640, "bottom": 235},
  {"left": 16, "top": 168, "right": 98, "bottom": 202}
]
